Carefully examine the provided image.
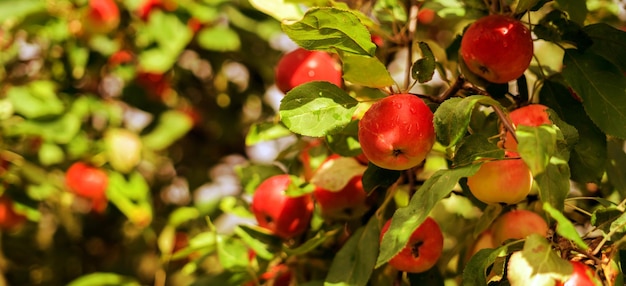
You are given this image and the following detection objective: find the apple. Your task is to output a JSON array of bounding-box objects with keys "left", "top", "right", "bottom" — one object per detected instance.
[
  {"left": 556, "top": 261, "right": 602, "bottom": 286},
  {"left": 491, "top": 209, "right": 549, "bottom": 246},
  {"left": 137, "top": 0, "right": 178, "bottom": 21},
  {"left": 418, "top": 8, "right": 436, "bottom": 25},
  {"left": 314, "top": 174, "right": 369, "bottom": 220},
  {"left": 108, "top": 50, "right": 134, "bottom": 67},
  {"left": 460, "top": 14, "right": 533, "bottom": 83},
  {"left": 135, "top": 72, "right": 171, "bottom": 100},
  {"left": 380, "top": 217, "right": 444, "bottom": 273},
  {"left": 275, "top": 48, "right": 343, "bottom": 94},
  {"left": 297, "top": 138, "right": 329, "bottom": 181},
  {"left": 0, "top": 196, "right": 27, "bottom": 230},
  {"left": 469, "top": 229, "right": 496, "bottom": 256},
  {"left": 251, "top": 174, "right": 314, "bottom": 239},
  {"left": 83, "top": 0, "right": 120, "bottom": 34},
  {"left": 104, "top": 128, "right": 142, "bottom": 173},
  {"left": 466, "top": 158, "right": 533, "bottom": 205},
  {"left": 358, "top": 93, "right": 435, "bottom": 170},
  {"left": 65, "top": 162, "right": 109, "bottom": 213},
  {"left": 245, "top": 263, "right": 293, "bottom": 286},
  {"left": 503, "top": 104, "right": 552, "bottom": 153}
]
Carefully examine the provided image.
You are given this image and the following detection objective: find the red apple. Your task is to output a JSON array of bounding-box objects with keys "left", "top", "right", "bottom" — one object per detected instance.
[
  {"left": 0, "top": 196, "right": 27, "bottom": 230},
  {"left": 466, "top": 158, "right": 533, "bottom": 205},
  {"left": 137, "top": 0, "right": 177, "bottom": 21},
  {"left": 297, "top": 139, "right": 329, "bottom": 181},
  {"left": 556, "top": 261, "right": 602, "bottom": 286},
  {"left": 65, "top": 162, "right": 109, "bottom": 213},
  {"left": 84, "top": 0, "right": 120, "bottom": 34},
  {"left": 275, "top": 48, "right": 342, "bottom": 94},
  {"left": 380, "top": 217, "right": 444, "bottom": 273},
  {"left": 418, "top": 8, "right": 436, "bottom": 25},
  {"left": 314, "top": 174, "right": 369, "bottom": 220},
  {"left": 503, "top": 104, "right": 552, "bottom": 153},
  {"left": 460, "top": 14, "right": 533, "bottom": 83},
  {"left": 251, "top": 174, "right": 314, "bottom": 239},
  {"left": 491, "top": 209, "right": 549, "bottom": 246},
  {"left": 358, "top": 93, "right": 435, "bottom": 170}
]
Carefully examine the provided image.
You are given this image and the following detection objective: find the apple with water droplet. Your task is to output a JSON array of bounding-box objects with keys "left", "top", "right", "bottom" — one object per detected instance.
[{"left": 380, "top": 217, "right": 444, "bottom": 273}]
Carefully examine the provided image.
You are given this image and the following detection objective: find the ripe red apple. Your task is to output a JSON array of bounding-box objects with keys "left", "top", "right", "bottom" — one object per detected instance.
[
  {"left": 358, "top": 93, "right": 435, "bottom": 170},
  {"left": 0, "top": 196, "right": 27, "bottom": 230},
  {"left": 491, "top": 209, "right": 549, "bottom": 246},
  {"left": 466, "top": 158, "right": 533, "bottom": 205},
  {"left": 314, "top": 174, "right": 369, "bottom": 220},
  {"left": 418, "top": 8, "right": 436, "bottom": 25},
  {"left": 65, "top": 162, "right": 109, "bottom": 213},
  {"left": 251, "top": 174, "right": 314, "bottom": 239},
  {"left": 274, "top": 48, "right": 342, "bottom": 94},
  {"left": 137, "top": 0, "right": 177, "bottom": 21},
  {"left": 83, "top": 0, "right": 120, "bottom": 34},
  {"left": 380, "top": 217, "right": 444, "bottom": 273},
  {"left": 460, "top": 14, "right": 533, "bottom": 83},
  {"left": 556, "top": 261, "right": 602, "bottom": 286},
  {"left": 503, "top": 104, "right": 552, "bottom": 153}
]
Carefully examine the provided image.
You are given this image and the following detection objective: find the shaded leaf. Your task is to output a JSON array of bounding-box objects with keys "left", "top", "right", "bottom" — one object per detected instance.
[
  {"left": 411, "top": 42, "right": 435, "bottom": 84},
  {"left": 245, "top": 122, "right": 292, "bottom": 146},
  {"left": 326, "top": 120, "right": 362, "bottom": 157},
  {"left": 362, "top": 163, "right": 401, "bottom": 194},
  {"left": 340, "top": 53, "right": 395, "bottom": 88},
  {"left": 543, "top": 203, "right": 588, "bottom": 250},
  {"left": 433, "top": 95, "right": 502, "bottom": 147},
  {"left": 584, "top": 23, "right": 626, "bottom": 72},
  {"left": 197, "top": 26, "right": 241, "bottom": 52}
]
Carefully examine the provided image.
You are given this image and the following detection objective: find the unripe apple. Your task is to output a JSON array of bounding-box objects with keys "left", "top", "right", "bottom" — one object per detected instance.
[
  {"left": 380, "top": 217, "right": 444, "bottom": 273},
  {"left": 460, "top": 14, "right": 533, "bottom": 83},
  {"left": 466, "top": 158, "right": 533, "bottom": 205},
  {"left": 468, "top": 229, "right": 496, "bottom": 259},
  {"left": 251, "top": 174, "right": 314, "bottom": 239},
  {"left": 503, "top": 104, "right": 552, "bottom": 153},
  {"left": 0, "top": 196, "right": 27, "bottom": 230},
  {"left": 275, "top": 48, "right": 342, "bottom": 94},
  {"left": 65, "top": 162, "right": 109, "bottom": 213},
  {"left": 556, "top": 261, "right": 602, "bottom": 286},
  {"left": 358, "top": 93, "right": 435, "bottom": 170},
  {"left": 83, "top": 0, "right": 120, "bottom": 34},
  {"left": 104, "top": 128, "right": 142, "bottom": 173},
  {"left": 491, "top": 209, "right": 549, "bottom": 246}
]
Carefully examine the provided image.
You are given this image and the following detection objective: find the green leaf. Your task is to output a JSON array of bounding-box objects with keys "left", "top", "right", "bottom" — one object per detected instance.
[
  {"left": 533, "top": 10, "right": 591, "bottom": 49},
  {"left": 282, "top": 7, "right": 376, "bottom": 56},
  {"left": 540, "top": 79, "right": 607, "bottom": 183},
  {"left": 142, "top": 110, "right": 194, "bottom": 151},
  {"left": 376, "top": 165, "right": 480, "bottom": 268},
  {"left": 197, "top": 26, "right": 241, "bottom": 52},
  {"left": 245, "top": 122, "right": 292, "bottom": 146},
  {"left": 7, "top": 81, "right": 64, "bottom": 119},
  {"left": 38, "top": 141, "right": 64, "bottom": 166},
  {"left": 516, "top": 125, "right": 558, "bottom": 176},
  {"left": 67, "top": 273, "right": 141, "bottom": 286},
  {"left": 433, "top": 95, "right": 502, "bottom": 147},
  {"left": 234, "top": 225, "right": 278, "bottom": 260},
  {"left": 543, "top": 203, "right": 589, "bottom": 250},
  {"left": 555, "top": 0, "right": 587, "bottom": 26},
  {"left": 248, "top": 0, "right": 304, "bottom": 21},
  {"left": 167, "top": 207, "right": 200, "bottom": 227},
  {"left": 326, "top": 120, "right": 362, "bottom": 157},
  {"left": 562, "top": 49, "right": 626, "bottom": 139},
  {"left": 279, "top": 81, "right": 358, "bottom": 137},
  {"left": 535, "top": 159, "right": 570, "bottom": 212},
  {"left": 584, "top": 23, "right": 626, "bottom": 72},
  {"left": 325, "top": 216, "right": 380, "bottom": 286},
  {"left": 591, "top": 206, "right": 623, "bottom": 233},
  {"left": 462, "top": 241, "right": 524, "bottom": 285},
  {"left": 217, "top": 236, "right": 250, "bottom": 271},
  {"left": 138, "top": 11, "right": 193, "bottom": 72},
  {"left": 0, "top": 0, "right": 45, "bottom": 22},
  {"left": 411, "top": 42, "right": 436, "bottom": 84},
  {"left": 607, "top": 139, "right": 626, "bottom": 197},
  {"left": 235, "top": 164, "right": 285, "bottom": 195},
  {"left": 515, "top": 0, "right": 542, "bottom": 14},
  {"left": 362, "top": 163, "right": 401, "bottom": 194},
  {"left": 453, "top": 133, "right": 504, "bottom": 167},
  {"left": 284, "top": 228, "right": 339, "bottom": 256},
  {"left": 340, "top": 53, "right": 395, "bottom": 88},
  {"left": 506, "top": 234, "right": 572, "bottom": 285},
  {"left": 6, "top": 113, "right": 82, "bottom": 144}
]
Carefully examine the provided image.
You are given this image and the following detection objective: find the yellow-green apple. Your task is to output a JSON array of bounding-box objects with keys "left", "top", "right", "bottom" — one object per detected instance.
[
  {"left": 556, "top": 261, "right": 602, "bottom": 286},
  {"left": 460, "top": 14, "right": 533, "bottom": 83},
  {"left": 491, "top": 209, "right": 549, "bottom": 246},
  {"left": 466, "top": 158, "right": 533, "bottom": 205},
  {"left": 104, "top": 128, "right": 142, "bottom": 173},
  {"left": 380, "top": 217, "right": 444, "bottom": 273},
  {"left": 251, "top": 174, "right": 314, "bottom": 239},
  {"left": 503, "top": 104, "right": 552, "bottom": 153},
  {"left": 275, "top": 48, "right": 342, "bottom": 94},
  {"left": 358, "top": 93, "right": 435, "bottom": 170},
  {"left": 466, "top": 229, "right": 496, "bottom": 261}
]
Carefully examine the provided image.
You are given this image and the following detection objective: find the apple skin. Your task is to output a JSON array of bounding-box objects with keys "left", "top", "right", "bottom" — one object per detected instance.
[
  {"left": 358, "top": 93, "right": 435, "bottom": 171},
  {"left": 380, "top": 217, "right": 444, "bottom": 273},
  {"left": 65, "top": 162, "right": 109, "bottom": 213},
  {"left": 466, "top": 158, "right": 533, "bottom": 205},
  {"left": 275, "top": 48, "right": 343, "bottom": 94},
  {"left": 84, "top": 0, "right": 120, "bottom": 34},
  {"left": 460, "top": 14, "right": 533, "bottom": 84},
  {"left": 0, "top": 196, "right": 27, "bottom": 230},
  {"left": 504, "top": 104, "right": 552, "bottom": 153},
  {"left": 491, "top": 209, "right": 549, "bottom": 246},
  {"left": 556, "top": 261, "right": 602, "bottom": 286},
  {"left": 313, "top": 174, "right": 369, "bottom": 220},
  {"left": 251, "top": 174, "right": 314, "bottom": 240}
]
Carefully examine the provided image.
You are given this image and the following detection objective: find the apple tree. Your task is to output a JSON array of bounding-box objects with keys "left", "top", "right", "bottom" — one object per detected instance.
[{"left": 0, "top": 0, "right": 626, "bottom": 285}]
